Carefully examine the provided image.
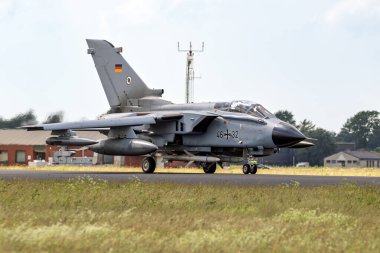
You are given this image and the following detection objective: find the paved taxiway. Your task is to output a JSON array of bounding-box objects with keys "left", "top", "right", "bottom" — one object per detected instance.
[{"left": 0, "top": 169, "right": 380, "bottom": 186}]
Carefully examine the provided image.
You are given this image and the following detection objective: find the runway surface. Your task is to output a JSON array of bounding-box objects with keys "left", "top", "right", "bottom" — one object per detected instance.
[{"left": 1, "top": 169, "right": 380, "bottom": 186}]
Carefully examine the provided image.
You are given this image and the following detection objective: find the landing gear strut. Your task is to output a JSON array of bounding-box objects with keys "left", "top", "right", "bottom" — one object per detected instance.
[
  {"left": 142, "top": 157, "right": 156, "bottom": 173},
  {"left": 202, "top": 163, "right": 217, "bottom": 174}
]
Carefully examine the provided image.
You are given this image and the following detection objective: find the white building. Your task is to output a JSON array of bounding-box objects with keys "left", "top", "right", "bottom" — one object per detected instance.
[{"left": 324, "top": 151, "right": 380, "bottom": 168}]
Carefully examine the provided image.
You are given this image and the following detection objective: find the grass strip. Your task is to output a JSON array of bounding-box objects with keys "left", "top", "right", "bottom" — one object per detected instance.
[{"left": 0, "top": 178, "right": 379, "bottom": 252}]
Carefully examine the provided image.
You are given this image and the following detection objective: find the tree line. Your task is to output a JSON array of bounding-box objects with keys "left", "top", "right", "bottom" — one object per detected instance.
[
  {"left": 0, "top": 110, "right": 64, "bottom": 129},
  {"left": 275, "top": 110, "right": 380, "bottom": 166}
]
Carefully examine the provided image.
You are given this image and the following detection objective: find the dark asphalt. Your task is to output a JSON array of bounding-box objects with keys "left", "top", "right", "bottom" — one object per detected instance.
[{"left": 0, "top": 169, "right": 380, "bottom": 186}]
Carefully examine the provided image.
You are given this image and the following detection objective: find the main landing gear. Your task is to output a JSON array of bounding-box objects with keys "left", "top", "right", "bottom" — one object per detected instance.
[
  {"left": 142, "top": 157, "right": 156, "bottom": 173},
  {"left": 242, "top": 164, "right": 258, "bottom": 175},
  {"left": 202, "top": 162, "right": 217, "bottom": 174},
  {"left": 141, "top": 157, "right": 218, "bottom": 174}
]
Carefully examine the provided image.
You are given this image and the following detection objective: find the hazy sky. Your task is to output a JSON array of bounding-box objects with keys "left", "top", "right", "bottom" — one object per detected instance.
[{"left": 0, "top": 0, "right": 379, "bottom": 132}]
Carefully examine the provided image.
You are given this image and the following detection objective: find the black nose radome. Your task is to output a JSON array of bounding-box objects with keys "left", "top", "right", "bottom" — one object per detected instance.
[{"left": 272, "top": 124, "right": 305, "bottom": 147}]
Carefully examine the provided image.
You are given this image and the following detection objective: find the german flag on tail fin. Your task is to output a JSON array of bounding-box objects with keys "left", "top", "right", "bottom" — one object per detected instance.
[{"left": 114, "top": 64, "right": 122, "bottom": 73}]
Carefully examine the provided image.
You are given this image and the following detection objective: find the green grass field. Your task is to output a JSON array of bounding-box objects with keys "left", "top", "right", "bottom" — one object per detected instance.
[{"left": 0, "top": 178, "right": 379, "bottom": 252}]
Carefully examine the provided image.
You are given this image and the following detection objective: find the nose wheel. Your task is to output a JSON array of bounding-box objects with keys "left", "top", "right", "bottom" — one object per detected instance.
[
  {"left": 242, "top": 164, "right": 258, "bottom": 174},
  {"left": 242, "top": 164, "right": 251, "bottom": 174}
]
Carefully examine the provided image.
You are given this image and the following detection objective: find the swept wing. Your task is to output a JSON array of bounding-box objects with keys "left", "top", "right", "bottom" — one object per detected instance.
[{"left": 23, "top": 115, "right": 156, "bottom": 131}]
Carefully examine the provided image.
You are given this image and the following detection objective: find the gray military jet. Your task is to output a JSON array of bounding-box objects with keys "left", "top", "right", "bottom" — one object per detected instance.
[{"left": 24, "top": 39, "right": 314, "bottom": 174}]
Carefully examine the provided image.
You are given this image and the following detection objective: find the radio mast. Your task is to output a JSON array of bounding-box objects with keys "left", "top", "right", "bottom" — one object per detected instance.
[{"left": 178, "top": 42, "right": 204, "bottom": 103}]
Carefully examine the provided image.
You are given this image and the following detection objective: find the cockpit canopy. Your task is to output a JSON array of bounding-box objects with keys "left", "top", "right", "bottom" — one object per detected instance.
[{"left": 214, "top": 100, "right": 275, "bottom": 119}]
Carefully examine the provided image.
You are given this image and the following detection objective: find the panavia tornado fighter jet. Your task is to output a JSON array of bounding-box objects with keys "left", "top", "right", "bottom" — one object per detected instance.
[{"left": 24, "top": 39, "right": 314, "bottom": 174}]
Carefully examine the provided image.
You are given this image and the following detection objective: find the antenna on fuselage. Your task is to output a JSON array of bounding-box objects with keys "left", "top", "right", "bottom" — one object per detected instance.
[{"left": 178, "top": 42, "right": 204, "bottom": 103}]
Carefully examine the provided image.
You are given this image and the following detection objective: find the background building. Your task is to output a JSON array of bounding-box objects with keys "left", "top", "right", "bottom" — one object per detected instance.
[
  {"left": 0, "top": 130, "right": 104, "bottom": 166},
  {"left": 324, "top": 151, "right": 380, "bottom": 168}
]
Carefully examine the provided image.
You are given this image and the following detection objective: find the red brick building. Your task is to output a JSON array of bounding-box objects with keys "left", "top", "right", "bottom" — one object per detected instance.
[{"left": 0, "top": 130, "right": 105, "bottom": 166}]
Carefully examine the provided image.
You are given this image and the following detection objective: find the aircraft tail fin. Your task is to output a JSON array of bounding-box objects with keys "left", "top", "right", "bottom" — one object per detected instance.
[{"left": 86, "top": 39, "right": 163, "bottom": 107}]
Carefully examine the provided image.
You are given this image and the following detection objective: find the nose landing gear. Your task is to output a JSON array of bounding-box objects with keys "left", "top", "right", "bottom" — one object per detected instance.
[{"left": 242, "top": 164, "right": 258, "bottom": 175}]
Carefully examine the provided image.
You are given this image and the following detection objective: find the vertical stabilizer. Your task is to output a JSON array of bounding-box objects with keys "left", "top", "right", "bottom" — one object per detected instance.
[{"left": 86, "top": 39, "right": 163, "bottom": 107}]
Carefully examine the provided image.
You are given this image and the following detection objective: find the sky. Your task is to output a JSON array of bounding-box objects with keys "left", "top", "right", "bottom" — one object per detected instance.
[{"left": 0, "top": 0, "right": 379, "bottom": 132}]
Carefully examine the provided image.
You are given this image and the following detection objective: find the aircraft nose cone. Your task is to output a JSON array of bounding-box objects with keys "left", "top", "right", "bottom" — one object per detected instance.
[{"left": 272, "top": 123, "right": 305, "bottom": 147}]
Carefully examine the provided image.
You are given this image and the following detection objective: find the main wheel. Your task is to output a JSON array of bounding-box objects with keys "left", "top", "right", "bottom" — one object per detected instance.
[
  {"left": 202, "top": 163, "right": 217, "bottom": 174},
  {"left": 142, "top": 157, "right": 156, "bottom": 173},
  {"left": 242, "top": 164, "right": 251, "bottom": 174},
  {"left": 251, "top": 164, "right": 258, "bottom": 174}
]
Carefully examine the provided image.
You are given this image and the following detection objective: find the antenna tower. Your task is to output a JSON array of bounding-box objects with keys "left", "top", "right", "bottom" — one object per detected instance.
[{"left": 178, "top": 42, "right": 204, "bottom": 103}]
